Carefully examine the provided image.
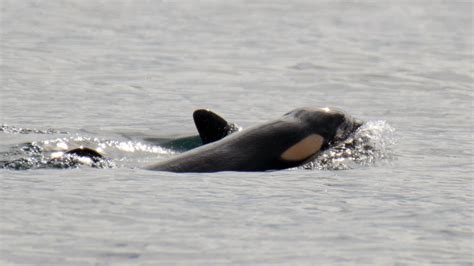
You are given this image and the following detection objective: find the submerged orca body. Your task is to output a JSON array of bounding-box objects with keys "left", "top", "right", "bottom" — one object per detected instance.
[
  {"left": 142, "top": 109, "right": 240, "bottom": 152},
  {"left": 147, "top": 107, "right": 361, "bottom": 173}
]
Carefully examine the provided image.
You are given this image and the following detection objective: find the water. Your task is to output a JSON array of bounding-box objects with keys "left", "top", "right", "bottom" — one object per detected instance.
[{"left": 1, "top": 0, "right": 472, "bottom": 264}]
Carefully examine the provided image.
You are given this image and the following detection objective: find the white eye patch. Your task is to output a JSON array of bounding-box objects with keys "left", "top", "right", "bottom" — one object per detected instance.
[{"left": 281, "top": 134, "right": 324, "bottom": 161}]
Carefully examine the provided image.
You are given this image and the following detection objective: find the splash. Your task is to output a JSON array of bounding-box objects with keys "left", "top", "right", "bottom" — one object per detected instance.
[
  {"left": 303, "top": 121, "right": 396, "bottom": 170},
  {"left": 1, "top": 141, "right": 116, "bottom": 170},
  {"left": 0, "top": 135, "right": 171, "bottom": 170}
]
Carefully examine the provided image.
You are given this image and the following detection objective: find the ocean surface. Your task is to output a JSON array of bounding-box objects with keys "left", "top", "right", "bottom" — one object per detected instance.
[{"left": 1, "top": 0, "right": 472, "bottom": 265}]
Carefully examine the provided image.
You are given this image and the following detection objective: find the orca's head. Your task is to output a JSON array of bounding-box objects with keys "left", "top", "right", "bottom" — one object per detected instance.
[{"left": 285, "top": 107, "right": 362, "bottom": 148}]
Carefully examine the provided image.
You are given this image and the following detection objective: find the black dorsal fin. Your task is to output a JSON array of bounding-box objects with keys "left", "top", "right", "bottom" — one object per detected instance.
[{"left": 193, "top": 109, "right": 234, "bottom": 145}]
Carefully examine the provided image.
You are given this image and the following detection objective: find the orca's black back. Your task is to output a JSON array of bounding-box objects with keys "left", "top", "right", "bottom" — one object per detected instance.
[{"left": 148, "top": 118, "right": 308, "bottom": 172}]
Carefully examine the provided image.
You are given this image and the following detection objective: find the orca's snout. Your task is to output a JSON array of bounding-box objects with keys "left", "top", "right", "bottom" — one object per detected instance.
[
  {"left": 334, "top": 116, "right": 363, "bottom": 143},
  {"left": 353, "top": 118, "right": 364, "bottom": 131}
]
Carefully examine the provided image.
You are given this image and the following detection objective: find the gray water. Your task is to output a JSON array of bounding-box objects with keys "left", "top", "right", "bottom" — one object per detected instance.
[{"left": 1, "top": 0, "right": 473, "bottom": 265}]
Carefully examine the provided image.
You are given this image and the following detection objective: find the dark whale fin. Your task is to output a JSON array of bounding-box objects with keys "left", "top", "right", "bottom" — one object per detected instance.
[
  {"left": 193, "top": 109, "right": 237, "bottom": 145},
  {"left": 65, "top": 147, "right": 103, "bottom": 162}
]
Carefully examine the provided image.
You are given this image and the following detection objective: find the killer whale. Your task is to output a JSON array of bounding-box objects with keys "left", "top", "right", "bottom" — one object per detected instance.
[{"left": 147, "top": 107, "right": 361, "bottom": 173}]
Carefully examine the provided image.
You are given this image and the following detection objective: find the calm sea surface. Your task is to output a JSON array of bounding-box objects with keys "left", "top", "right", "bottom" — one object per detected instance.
[{"left": 1, "top": 1, "right": 472, "bottom": 265}]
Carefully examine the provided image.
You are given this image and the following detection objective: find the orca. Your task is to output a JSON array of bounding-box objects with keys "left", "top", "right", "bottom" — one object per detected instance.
[{"left": 147, "top": 107, "right": 362, "bottom": 172}]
